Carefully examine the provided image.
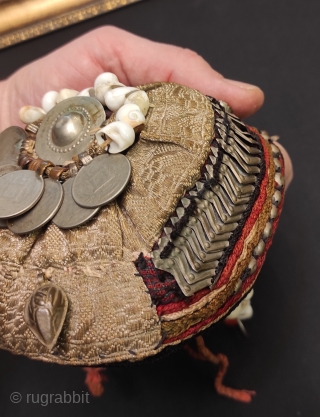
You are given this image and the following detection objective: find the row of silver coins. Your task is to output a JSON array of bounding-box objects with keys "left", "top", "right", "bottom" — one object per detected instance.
[{"left": 0, "top": 130, "right": 131, "bottom": 233}]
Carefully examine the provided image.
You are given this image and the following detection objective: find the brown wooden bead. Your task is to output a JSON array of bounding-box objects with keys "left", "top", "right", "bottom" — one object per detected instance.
[
  {"left": 49, "top": 166, "right": 67, "bottom": 180},
  {"left": 36, "top": 161, "right": 54, "bottom": 176},
  {"left": 18, "top": 154, "right": 34, "bottom": 168},
  {"left": 28, "top": 158, "right": 43, "bottom": 171}
]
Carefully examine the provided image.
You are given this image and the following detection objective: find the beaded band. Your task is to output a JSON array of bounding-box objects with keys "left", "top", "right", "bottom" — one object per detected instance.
[{"left": 17, "top": 72, "right": 150, "bottom": 182}]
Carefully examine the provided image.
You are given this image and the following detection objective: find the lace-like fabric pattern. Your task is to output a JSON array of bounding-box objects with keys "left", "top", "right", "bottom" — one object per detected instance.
[{"left": 0, "top": 82, "right": 214, "bottom": 365}]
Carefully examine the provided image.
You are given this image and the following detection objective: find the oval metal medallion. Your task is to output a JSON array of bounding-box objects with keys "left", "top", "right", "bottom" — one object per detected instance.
[
  {"left": 8, "top": 178, "right": 63, "bottom": 234},
  {"left": 52, "top": 177, "right": 100, "bottom": 228},
  {"left": 0, "top": 126, "right": 26, "bottom": 167},
  {"left": 72, "top": 153, "right": 131, "bottom": 208},
  {"left": 24, "top": 283, "right": 68, "bottom": 350},
  {"left": 0, "top": 170, "right": 44, "bottom": 219},
  {"left": 35, "top": 96, "right": 106, "bottom": 165}
]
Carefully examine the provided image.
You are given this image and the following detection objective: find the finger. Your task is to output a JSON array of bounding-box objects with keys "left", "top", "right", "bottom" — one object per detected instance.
[
  {"left": 89, "top": 27, "right": 264, "bottom": 118},
  {"left": 8, "top": 26, "right": 264, "bottom": 120},
  {"left": 106, "top": 30, "right": 264, "bottom": 118}
]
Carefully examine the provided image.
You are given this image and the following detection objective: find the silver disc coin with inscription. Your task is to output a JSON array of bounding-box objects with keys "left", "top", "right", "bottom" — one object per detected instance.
[
  {"left": 52, "top": 177, "right": 100, "bottom": 229},
  {"left": 72, "top": 153, "right": 131, "bottom": 208},
  {"left": 8, "top": 178, "right": 64, "bottom": 234},
  {"left": 0, "top": 170, "right": 44, "bottom": 219}
]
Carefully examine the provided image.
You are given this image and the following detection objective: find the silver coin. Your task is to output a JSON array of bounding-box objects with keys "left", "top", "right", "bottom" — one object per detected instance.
[
  {"left": 0, "top": 164, "right": 21, "bottom": 177},
  {"left": 0, "top": 170, "right": 44, "bottom": 219},
  {"left": 72, "top": 153, "right": 131, "bottom": 208},
  {"left": 8, "top": 178, "right": 63, "bottom": 234},
  {"left": 35, "top": 96, "right": 105, "bottom": 165},
  {"left": 52, "top": 177, "right": 99, "bottom": 229},
  {"left": 0, "top": 126, "right": 25, "bottom": 166}
]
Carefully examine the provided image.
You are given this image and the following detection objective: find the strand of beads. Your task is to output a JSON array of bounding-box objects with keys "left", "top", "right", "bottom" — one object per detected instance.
[
  {"left": 2, "top": 72, "right": 150, "bottom": 233},
  {"left": 19, "top": 72, "right": 150, "bottom": 156}
]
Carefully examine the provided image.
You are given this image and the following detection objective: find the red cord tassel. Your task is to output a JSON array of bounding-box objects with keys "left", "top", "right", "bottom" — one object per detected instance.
[
  {"left": 83, "top": 367, "right": 107, "bottom": 397},
  {"left": 224, "top": 318, "right": 238, "bottom": 326},
  {"left": 185, "top": 336, "right": 256, "bottom": 403},
  {"left": 214, "top": 353, "right": 256, "bottom": 403}
]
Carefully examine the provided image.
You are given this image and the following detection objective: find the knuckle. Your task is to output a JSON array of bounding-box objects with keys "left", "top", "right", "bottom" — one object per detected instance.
[
  {"left": 89, "top": 25, "right": 121, "bottom": 39},
  {"left": 179, "top": 48, "right": 203, "bottom": 61}
]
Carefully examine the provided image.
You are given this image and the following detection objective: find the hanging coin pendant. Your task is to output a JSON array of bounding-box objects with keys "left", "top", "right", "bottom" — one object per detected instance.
[
  {"left": 52, "top": 177, "right": 100, "bottom": 229},
  {"left": 72, "top": 153, "right": 131, "bottom": 208},
  {"left": 0, "top": 170, "right": 44, "bottom": 219},
  {"left": 8, "top": 178, "right": 63, "bottom": 234},
  {"left": 0, "top": 164, "right": 21, "bottom": 178},
  {"left": 0, "top": 126, "right": 26, "bottom": 166}
]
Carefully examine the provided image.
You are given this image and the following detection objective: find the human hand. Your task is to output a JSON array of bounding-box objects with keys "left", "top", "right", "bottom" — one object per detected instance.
[{"left": 0, "top": 26, "right": 292, "bottom": 185}]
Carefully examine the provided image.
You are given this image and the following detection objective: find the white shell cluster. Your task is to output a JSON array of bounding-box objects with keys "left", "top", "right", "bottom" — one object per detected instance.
[
  {"left": 94, "top": 72, "right": 125, "bottom": 105},
  {"left": 93, "top": 72, "right": 149, "bottom": 114},
  {"left": 42, "top": 89, "right": 78, "bottom": 112},
  {"left": 19, "top": 72, "right": 149, "bottom": 153},
  {"left": 93, "top": 73, "right": 148, "bottom": 152},
  {"left": 95, "top": 103, "right": 145, "bottom": 153}
]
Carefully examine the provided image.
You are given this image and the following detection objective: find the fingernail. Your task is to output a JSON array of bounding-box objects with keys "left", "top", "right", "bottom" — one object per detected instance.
[{"left": 225, "top": 79, "right": 261, "bottom": 91}]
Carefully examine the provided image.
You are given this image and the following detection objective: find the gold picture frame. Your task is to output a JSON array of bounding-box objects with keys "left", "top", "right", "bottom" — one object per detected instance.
[{"left": 0, "top": 0, "right": 141, "bottom": 50}]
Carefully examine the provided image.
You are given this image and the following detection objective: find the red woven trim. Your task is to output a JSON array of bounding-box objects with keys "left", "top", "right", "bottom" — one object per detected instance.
[
  {"left": 156, "top": 130, "right": 271, "bottom": 316},
  {"left": 214, "top": 131, "right": 270, "bottom": 289},
  {"left": 163, "top": 262, "right": 258, "bottom": 344},
  {"left": 163, "top": 155, "right": 285, "bottom": 345}
]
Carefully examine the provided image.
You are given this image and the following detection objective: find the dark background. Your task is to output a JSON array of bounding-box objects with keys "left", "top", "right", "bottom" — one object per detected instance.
[{"left": 0, "top": 0, "right": 319, "bottom": 416}]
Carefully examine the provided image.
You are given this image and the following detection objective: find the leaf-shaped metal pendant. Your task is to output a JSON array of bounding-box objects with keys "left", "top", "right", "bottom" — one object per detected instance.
[{"left": 24, "top": 283, "right": 68, "bottom": 350}]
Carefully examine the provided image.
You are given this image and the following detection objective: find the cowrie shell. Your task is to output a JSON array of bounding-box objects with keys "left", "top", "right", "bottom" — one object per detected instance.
[
  {"left": 96, "top": 121, "right": 135, "bottom": 153},
  {"left": 124, "top": 90, "right": 150, "bottom": 116},
  {"left": 56, "top": 89, "right": 79, "bottom": 103},
  {"left": 94, "top": 72, "right": 119, "bottom": 88},
  {"left": 95, "top": 82, "right": 125, "bottom": 105},
  {"left": 42, "top": 91, "right": 59, "bottom": 112},
  {"left": 116, "top": 103, "right": 145, "bottom": 128},
  {"left": 104, "top": 87, "right": 138, "bottom": 111},
  {"left": 78, "top": 87, "right": 93, "bottom": 97},
  {"left": 19, "top": 106, "right": 46, "bottom": 124}
]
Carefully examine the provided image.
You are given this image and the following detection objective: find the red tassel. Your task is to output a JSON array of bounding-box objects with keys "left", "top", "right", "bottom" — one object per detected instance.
[
  {"left": 214, "top": 353, "right": 256, "bottom": 403},
  {"left": 224, "top": 318, "right": 238, "bottom": 326},
  {"left": 83, "top": 367, "right": 107, "bottom": 397},
  {"left": 185, "top": 336, "right": 256, "bottom": 403}
]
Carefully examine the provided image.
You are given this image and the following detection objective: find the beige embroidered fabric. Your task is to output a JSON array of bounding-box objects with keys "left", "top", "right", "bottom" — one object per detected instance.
[{"left": 0, "top": 82, "right": 214, "bottom": 365}]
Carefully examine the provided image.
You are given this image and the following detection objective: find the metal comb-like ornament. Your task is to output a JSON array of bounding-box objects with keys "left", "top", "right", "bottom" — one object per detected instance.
[{"left": 152, "top": 101, "right": 262, "bottom": 296}]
